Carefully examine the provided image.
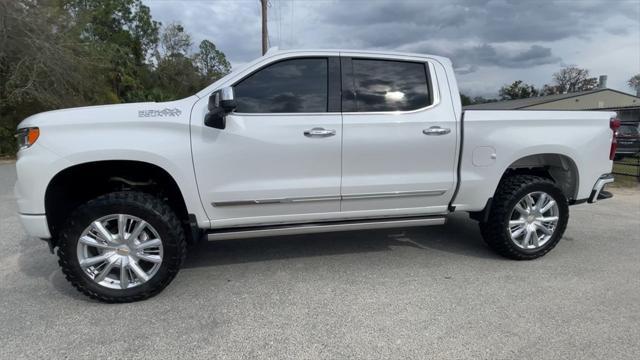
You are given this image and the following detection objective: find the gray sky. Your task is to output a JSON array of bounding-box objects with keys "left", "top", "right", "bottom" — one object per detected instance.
[{"left": 145, "top": 0, "right": 640, "bottom": 97}]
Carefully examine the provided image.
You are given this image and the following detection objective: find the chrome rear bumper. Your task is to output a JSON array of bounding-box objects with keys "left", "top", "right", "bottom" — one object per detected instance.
[{"left": 588, "top": 174, "right": 614, "bottom": 203}]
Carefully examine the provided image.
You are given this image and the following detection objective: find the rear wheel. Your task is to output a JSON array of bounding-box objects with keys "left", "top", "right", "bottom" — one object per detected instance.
[
  {"left": 58, "top": 191, "right": 186, "bottom": 302},
  {"left": 480, "top": 175, "right": 569, "bottom": 260}
]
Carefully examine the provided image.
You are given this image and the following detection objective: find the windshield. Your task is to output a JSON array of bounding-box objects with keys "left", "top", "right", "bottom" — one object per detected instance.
[{"left": 618, "top": 124, "right": 639, "bottom": 136}]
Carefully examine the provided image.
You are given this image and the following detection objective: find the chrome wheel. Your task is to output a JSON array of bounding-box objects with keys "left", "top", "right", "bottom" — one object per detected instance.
[
  {"left": 508, "top": 191, "right": 559, "bottom": 250},
  {"left": 77, "top": 214, "right": 163, "bottom": 290}
]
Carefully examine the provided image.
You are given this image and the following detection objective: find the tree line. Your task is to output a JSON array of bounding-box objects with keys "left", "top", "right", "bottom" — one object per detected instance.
[
  {"left": 462, "top": 66, "right": 640, "bottom": 106},
  {"left": 2, "top": 1, "right": 639, "bottom": 155},
  {"left": 0, "top": 0, "right": 231, "bottom": 155}
]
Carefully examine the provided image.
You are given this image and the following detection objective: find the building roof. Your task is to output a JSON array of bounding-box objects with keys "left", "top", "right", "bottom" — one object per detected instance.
[{"left": 464, "top": 88, "right": 640, "bottom": 110}]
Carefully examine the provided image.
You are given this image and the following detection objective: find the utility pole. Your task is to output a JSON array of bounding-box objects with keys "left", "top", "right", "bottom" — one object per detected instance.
[{"left": 261, "top": 0, "right": 268, "bottom": 55}]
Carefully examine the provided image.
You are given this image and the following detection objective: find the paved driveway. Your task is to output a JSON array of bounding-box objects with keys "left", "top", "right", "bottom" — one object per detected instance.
[{"left": 1, "top": 162, "right": 639, "bottom": 359}]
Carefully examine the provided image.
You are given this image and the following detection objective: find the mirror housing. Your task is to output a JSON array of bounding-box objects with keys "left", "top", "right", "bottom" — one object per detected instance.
[
  {"left": 204, "top": 107, "right": 225, "bottom": 129},
  {"left": 219, "top": 87, "right": 237, "bottom": 112},
  {"left": 205, "top": 87, "right": 237, "bottom": 129}
]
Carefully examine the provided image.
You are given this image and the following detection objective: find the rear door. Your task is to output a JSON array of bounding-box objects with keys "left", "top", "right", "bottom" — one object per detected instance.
[{"left": 340, "top": 56, "right": 458, "bottom": 215}]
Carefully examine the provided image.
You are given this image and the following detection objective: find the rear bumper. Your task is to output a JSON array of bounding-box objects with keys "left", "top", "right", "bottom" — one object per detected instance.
[
  {"left": 588, "top": 174, "right": 614, "bottom": 203},
  {"left": 18, "top": 213, "right": 51, "bottom": 239},
  {"left": 616, "top": 148, "right": 640, "bottom": 155},
  {"left": 616, "top": 141, "right": 640, "bottom": 155}
]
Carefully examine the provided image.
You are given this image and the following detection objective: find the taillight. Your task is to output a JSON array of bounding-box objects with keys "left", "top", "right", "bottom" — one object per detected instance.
[{"left": 609, "top": 118, "right": 621, "bottom": 160}]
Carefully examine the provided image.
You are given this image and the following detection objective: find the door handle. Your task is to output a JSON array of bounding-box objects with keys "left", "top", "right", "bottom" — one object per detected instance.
[
  {"left": 423, "top": 126, "right": 451, "bottom": 136},
  {"left": 304, "top": 127, "right": 336, "bottom": 137}
]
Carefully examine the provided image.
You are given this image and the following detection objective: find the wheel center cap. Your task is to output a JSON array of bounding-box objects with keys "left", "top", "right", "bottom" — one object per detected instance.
[
  {"left": 115, "top": 246, "right": 130, "bottom": 256},
  {"left": 527, "top": 215, "right": 536, "bottom": 223}
]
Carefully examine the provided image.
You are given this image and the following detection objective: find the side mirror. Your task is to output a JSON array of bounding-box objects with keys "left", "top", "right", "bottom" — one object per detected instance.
[
  {"left": 219, "top": 87, "right": 237, "bottom": 112},
  {"left": 205, "top": 87, "right": 237, "bottom": 129}
]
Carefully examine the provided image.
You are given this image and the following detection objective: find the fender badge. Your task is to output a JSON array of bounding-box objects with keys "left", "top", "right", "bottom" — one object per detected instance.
[{"left": 138, "top": 108, "right": 182, "bottom": 117}]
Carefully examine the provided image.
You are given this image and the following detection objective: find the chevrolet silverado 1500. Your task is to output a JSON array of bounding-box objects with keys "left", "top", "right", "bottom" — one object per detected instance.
[{"left": 15, "top": 49, "right": 618, "bottom": 302}]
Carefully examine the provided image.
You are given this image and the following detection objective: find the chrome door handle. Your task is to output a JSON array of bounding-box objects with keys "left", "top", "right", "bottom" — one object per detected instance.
[
  {"left": 304, "top": 127, "right": 336, "bottom": 137},
  {"left": 423, "top": 126, "right": 451, "bottom": 136}
]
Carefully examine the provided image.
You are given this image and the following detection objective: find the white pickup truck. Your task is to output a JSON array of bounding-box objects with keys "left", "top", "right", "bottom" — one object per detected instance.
[{"left": 15, "top": 49, "right": 618, "bottom": 302}]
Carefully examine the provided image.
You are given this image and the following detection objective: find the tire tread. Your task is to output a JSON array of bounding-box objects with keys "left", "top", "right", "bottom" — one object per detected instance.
[
  {"left": 480, "top": 175, "right": 568, "bottom": 260},
  {"left": 57, "top": 191, "right": 186, "bottom": 303}
]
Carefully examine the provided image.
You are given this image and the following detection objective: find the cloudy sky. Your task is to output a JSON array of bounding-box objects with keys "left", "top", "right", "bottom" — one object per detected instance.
[{"left": 145, "top": 0, "right": 640, "bottom": 97}]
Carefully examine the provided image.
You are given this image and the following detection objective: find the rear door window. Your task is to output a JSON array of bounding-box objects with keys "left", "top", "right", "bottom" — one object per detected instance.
[{"left": 349, "top": 59, "right": 431, "bottom": 112}]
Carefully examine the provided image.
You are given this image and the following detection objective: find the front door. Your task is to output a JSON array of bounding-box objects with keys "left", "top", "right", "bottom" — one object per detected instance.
[
  {"left": 191, "top": 56, "right": 343, "bottom": 228},
  {"left": 340, "top": 56, "right": 458, "bottom": 215}
]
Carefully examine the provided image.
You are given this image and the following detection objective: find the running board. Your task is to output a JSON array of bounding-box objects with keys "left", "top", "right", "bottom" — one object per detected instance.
[{"left": 206, "top": 216, "right": 446, "bottom": 241}]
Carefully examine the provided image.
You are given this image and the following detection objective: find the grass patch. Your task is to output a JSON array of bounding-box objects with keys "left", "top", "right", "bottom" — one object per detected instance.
[
  {"left": 610, "top": 155, "right": 639, "bottom": 187},
  {"left": 612, "top": 175, "right": 639, "bottom": 188}
]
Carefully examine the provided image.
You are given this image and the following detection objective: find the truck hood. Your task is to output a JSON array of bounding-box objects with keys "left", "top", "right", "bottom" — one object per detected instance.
[{"left": 18, "top": 96, "right": 198, "bottom": 129}]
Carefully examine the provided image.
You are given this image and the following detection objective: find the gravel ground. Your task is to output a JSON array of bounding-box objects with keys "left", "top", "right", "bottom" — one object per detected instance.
[{"left": 1, "top": 162, "right": 639, "bottom": 359}]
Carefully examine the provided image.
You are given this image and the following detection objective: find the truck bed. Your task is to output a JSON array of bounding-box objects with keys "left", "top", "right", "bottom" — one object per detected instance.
[{"left": 452, "top": 110, "right": 616, "bottom": 211}]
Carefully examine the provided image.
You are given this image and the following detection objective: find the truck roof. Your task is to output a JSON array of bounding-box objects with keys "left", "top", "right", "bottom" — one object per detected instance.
[{"left": 263, "top": 47, "right": 452, "bottom": 65}]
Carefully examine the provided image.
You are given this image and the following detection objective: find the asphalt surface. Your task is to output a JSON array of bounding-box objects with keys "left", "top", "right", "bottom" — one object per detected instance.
[{"left": 1, "top": 161, "right": 639, "bottom": 359}]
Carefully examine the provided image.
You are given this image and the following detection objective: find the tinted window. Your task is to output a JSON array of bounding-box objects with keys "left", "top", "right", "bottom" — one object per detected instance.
[
  {"left": 234, "top": 58, "right": 328, "bottom": 113},
  {"left": 618, "top": 125, "right": 639, "bottom": 136},
  {"left": 351, "top": 59, "right": 430, "bottom": 112}
]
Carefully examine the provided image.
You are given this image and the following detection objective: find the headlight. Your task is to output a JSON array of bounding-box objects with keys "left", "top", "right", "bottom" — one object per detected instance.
[{"left": 15, "top": 127, "right": 40, "bottom": 150}]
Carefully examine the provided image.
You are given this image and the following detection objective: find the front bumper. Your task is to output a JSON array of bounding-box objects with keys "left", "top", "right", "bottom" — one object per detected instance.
[
  {"left": 588, "top": 174, "right": 614, "bottom": 203},
  {"left": 18, "top": 213, "right": 51, "bottom": 239}
]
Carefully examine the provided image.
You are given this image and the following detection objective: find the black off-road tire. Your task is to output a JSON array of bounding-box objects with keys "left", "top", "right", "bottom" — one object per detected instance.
[
  {"left": 57, "top": 191, "right": 186, "bottom": 303},
  {"left": 479, "top": 175, "right": 569, "bottom": 260}
]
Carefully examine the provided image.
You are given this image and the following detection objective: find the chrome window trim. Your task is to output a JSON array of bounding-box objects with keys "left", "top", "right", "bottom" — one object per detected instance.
[
  {"left": 229, "top": 60, "right": 440, "bottom": 117},
  {"left": 229, "top": 112, "right": 342, "bottom": 117},
  {"left": 212, "top": 190, "right": 447, "bottom": 207},
  {"left": 230, "top": 56, "right": 332, "bottom": 116},
  {"left": 342, "top": 60, "right": 441, "bottom": 116}
]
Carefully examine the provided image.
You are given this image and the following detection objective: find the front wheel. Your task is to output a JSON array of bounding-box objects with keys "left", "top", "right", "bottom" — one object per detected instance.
[
  {"left": 57, "top": 191, "right": 186, "bottom": 302},
  {"left": 480, "top": 175, "right": 569, "bottom": 260}
]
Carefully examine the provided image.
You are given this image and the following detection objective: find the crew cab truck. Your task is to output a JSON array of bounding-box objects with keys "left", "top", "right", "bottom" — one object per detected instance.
[{"left": 15, "top": 49, "right": 618, "bottom": 302}]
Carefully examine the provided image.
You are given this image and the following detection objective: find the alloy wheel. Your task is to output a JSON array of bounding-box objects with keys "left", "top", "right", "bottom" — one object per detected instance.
[
  {"left": 76, "top": 214, "right": 163, "bottom": 289},
  {"left": 507, "top": 191, "right": 560, "bottom": 250}
]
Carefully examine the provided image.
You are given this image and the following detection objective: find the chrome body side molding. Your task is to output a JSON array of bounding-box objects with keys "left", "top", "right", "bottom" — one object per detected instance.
[
  {"left": 212, "top": 190, "right": 447, "bottom": 207},
  {"left": 211, "top": 195, "right": 340, "bottom": 207},
  {"left": 341, "top": 189, "right": 446, "bottom": 200}
]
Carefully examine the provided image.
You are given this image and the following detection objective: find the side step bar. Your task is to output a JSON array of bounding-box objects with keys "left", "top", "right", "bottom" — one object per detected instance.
[{"left": 206, "top": 216, "right": 446, "bottom": 241}]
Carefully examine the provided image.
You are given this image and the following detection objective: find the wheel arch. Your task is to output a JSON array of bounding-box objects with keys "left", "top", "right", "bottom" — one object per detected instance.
[
  {"left": 470, "top": 152, "right": 579, "bottom": 222},
  {"left": 501, "top": 153, "right": 579, "bottom": 201},
  {"left": 45, "top": 160, "right": 194, "bottom": 242}
]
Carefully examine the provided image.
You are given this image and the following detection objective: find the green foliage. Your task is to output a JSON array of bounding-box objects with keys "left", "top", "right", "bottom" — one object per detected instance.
[
  {"left": 628, "top": 74, "right": 640, "bottom": 94},
  {"left": 459, "top": 93, "right": 498, "bottom": 106},
  {"left": 0, "top": 0, "right": 231, "bottom": 155},
  {"left": 460, "top": 93, "right": 473, "bottom": 106},
  {"left": 499, "top": 80, "right": 539, "bottom": 100},
  {"left": 160, "top": 23, "right": 191, "bottom": 57},
  {"left": 547, "top": 65, "right": 598, "bottom": 95},
  {"left": 195, "top": 40, "right": 232, "bottom": 80}
]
